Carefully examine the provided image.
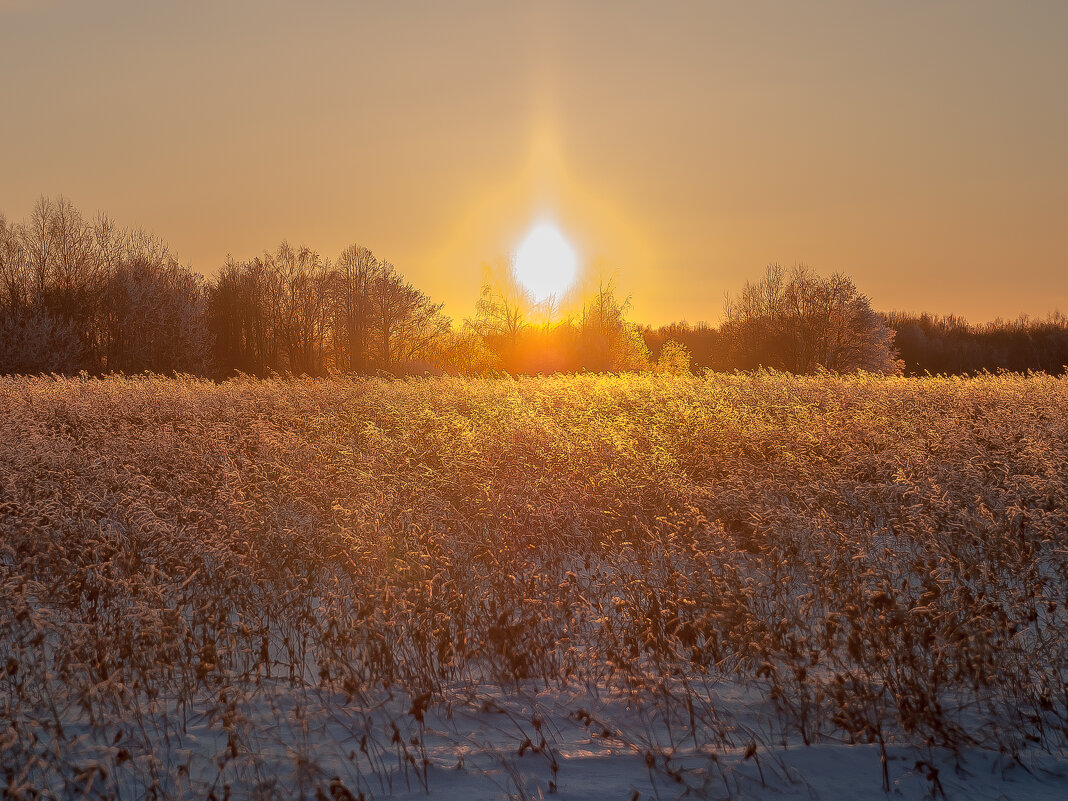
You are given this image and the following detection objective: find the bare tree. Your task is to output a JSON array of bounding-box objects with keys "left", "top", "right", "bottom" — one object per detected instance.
[
  {"left": 268, "top": 242, "right": 331, "bottom": 375},
  {"left": 209, "top": 257, "right": 277, "bottom": 376},
  {"left": 21, "top": 197, "right": 104, "bottom": 366},
  {"left": 330, "top": 245, "right": 378, "bottom": 373},
  {"left": 466, "top": 259, "right": 531, "bottom": 361},
  {"left": 0, "top": 212, "right": 83, "bottom": 375},
  {"left": 208, "top": 243, "right": 331, "bottom": 376},
  {"left": 207, "top": 241, "right": 448, "bottom": 377},
  {"left": 0, "top": 214, "right": 28, "bottom": 317}
]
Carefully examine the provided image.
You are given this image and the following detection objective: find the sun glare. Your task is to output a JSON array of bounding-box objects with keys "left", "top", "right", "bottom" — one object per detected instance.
[{"left": 513, "top": 222, "right": 578, "bottom": 303}]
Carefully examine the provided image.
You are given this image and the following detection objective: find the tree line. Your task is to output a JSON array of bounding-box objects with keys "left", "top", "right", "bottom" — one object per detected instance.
[
  {"left": 641, "top": 283, "right": 1068, "bottom": 378},
  {"left": 0, "top": 198, "right": 455, "bottom": 377},
  {"left": 0, "top": 197, "right": 656, "bottom": 377},
  {"left": 0, "top": 198, "right": 209, "bottom": 375},
  {"left": 209, "top": 243, "right": 450, "bottom": 376},
  {"left": 883, "top": 311, "right": 1068, "bottom": 376},
  {"left": 2, "top": 197, "right": 1064, "bottom": 378}
]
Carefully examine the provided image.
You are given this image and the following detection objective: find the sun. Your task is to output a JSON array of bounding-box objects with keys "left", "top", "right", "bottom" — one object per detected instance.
[{"left": 513, "top": 221, "right": 578, "bottom": 303}]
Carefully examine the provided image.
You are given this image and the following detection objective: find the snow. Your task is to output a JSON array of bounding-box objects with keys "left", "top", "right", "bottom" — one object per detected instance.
[{"left": 9, "top": 678, "right": 1067, "bottom": 800}]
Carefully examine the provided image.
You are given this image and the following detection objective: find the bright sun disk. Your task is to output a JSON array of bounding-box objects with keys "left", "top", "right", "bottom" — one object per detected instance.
[{"left": 513, "top": 222, "right": 578, "bottom": 303}]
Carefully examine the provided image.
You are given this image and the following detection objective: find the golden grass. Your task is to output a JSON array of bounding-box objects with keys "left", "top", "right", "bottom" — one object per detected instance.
[{"left": 1, "top": 371, "right": 1066, "bottom": 796}]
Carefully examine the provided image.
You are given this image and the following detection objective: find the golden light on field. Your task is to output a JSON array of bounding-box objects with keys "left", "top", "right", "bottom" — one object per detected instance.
[{"left": 513, "top": 221, "right": 578, "bottom": 303}]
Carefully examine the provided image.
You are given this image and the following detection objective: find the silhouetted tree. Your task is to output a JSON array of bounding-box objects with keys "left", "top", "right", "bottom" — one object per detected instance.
[
  {"left": 208, "top": 241, "right": 449, "bottom": 377},
  {"left": 330, "top": 244, "right": 376, "bottom": 373},
  {"left": 884, "top": 310, "right": 1068, "bottom": 375},
  {"left": 208, "top": 243, "right": 329, "bottom": 376},
  {"left": 208, "top": 257, "right": 277, "bottom": 376},
  {"left": 270, "top": 242, "right": 332, "bottom": 375},
  {"left": 466, "top": 259, "right": 533, "bottom": 368}
]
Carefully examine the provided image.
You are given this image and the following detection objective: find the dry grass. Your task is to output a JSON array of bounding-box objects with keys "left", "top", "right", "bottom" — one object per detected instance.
[{"left": 1, "top": 371, "right": 1066, "bottom": 798}]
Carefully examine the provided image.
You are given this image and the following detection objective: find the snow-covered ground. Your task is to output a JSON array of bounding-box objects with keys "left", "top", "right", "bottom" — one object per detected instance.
[{"left": 8, "top": 678, "right": 1066, "bottom": 800}]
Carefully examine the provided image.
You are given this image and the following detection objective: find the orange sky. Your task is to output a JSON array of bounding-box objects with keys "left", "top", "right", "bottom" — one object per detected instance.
[{"left": 2, "top": 0, "right": 1066, "bottom": 326}]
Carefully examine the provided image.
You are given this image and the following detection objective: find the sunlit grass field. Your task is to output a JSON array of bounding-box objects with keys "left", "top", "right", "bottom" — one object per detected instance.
[{"left": 2, "top": 372, "right": 1066, "bottom": 799}]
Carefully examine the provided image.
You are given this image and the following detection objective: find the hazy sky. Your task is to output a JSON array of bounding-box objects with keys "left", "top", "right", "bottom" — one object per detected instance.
[{"left": 2, "top": 0, "right": 1066, "bottom": 325}]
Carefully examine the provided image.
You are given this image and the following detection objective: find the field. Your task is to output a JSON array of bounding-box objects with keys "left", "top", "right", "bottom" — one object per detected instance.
[{"left": 1, "top": 372, "right": 1067, "bottom": 800}]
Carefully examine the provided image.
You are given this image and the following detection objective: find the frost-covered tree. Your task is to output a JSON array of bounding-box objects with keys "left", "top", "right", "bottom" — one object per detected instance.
[
  {"left": 102, "top": 249, "right": 211, "bottom": 374},
  {"left": 0, "top": 208, "right": 86, "bottom": 373},
  {"left": 578, "top": 278, "right": 650, "bottom": 372},
  {"left": 0, "top": 197, "right": 211, "bottom": 375},
  {"left": 0, "top": 308, "right": 84, "bottom": 374},
  {"left": 656, "top": 339, "right": 692, "bottom": 375},
  {"left": 723, "top": 263, "right": 902, "bottom": 374},
  {"left": 367, "top": 259, "right": 450, "bottom": 373}
]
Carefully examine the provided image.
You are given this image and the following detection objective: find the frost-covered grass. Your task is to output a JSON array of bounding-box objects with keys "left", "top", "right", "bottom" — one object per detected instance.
[{"left": 1, "top": 372, "right": 1066, "bottom": 799}]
